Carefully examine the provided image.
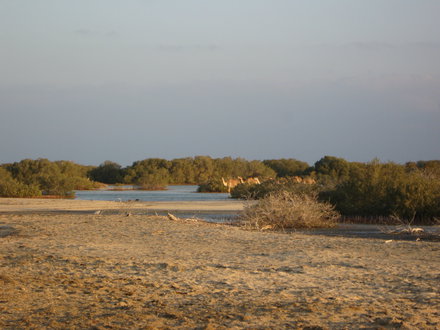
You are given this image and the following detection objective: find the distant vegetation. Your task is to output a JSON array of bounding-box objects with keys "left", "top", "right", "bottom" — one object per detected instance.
[
  {"left": 89, "top": 156, "right": 276, "bottom": 190},
  {"left": 1, "top": 156, "right": 439, "bottom": 223},
  {"left": 0, "top": 156, "right": 276, "bottom": 197},
  {"left": 0, "top": 159, "right": 99, "bottom": 197},
  {"left": 262, "top": 158, "right": 309, "bottom": 178},
  {"left": 232, "top": 156, "right": 440, "bottom": 224}
]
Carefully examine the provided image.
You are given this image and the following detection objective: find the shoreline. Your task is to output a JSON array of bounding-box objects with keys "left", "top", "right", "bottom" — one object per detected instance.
[
  {"left": 1, "top": 198, "right": 439, "bottom": 241},
  {"left": 0, "top": 198, "right": 247, "bottom": 214}
]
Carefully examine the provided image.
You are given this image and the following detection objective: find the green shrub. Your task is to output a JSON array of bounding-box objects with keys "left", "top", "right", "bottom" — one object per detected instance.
[
  {"left": 124, "top": 160, "right": 170, "bottom": 188},
  {"left": 324, "top": 161, "right": 440, "bottom": 222},
  {"left": 0, "top": 168, "right": 41, "bottom": 197},
  {"left": 263, "top": 158, "right": 309, "bottom": 177},
  {"left": 3, "top": 158, "right": 101, "bottom": 197},
  {"left": 88, "top": 161, "right": 125, "bottom": 184},
  {"left": 197, "top": 179, "right": 229, "bottom": 193},
  {"left": 239, "top": 191, "right": 339, "bottom": 230},
  {"left": 69, "top": 177, "right": 103, "bottom": 190},
  {"left": 231, "top": 178, "right": 320, "bottom": 199}
]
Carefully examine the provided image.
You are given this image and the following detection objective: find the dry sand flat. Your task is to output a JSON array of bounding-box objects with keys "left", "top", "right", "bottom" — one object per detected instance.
[{"left": 0, "top": 200, "right": 439, "bottom": 329}]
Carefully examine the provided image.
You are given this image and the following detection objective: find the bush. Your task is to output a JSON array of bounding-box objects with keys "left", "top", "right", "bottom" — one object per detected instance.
[
  {"left": 3, "top": 159, "right": 105, "bottom": 197},
  {"left": 263, "top": 158, "right": 309, "bottom": 177},
  {"left": 197, "top": 179, "right": 229, "bottom": 193},
  {"left": 88, "top": 161, "right": 125, "bottom": 184},
  {"left": 0, "top": 167, "right": 41, "bottom": 197},
  {"left": 124, "top": 160, "right": 170, "bottom": 189},
  {"left": 324, "top": 161, "right": 440, "bottom": 222},
  {"left": 239, "top": 191, "right": 340, "bottom": 230},
  {"left": 231, "top": 178, "right": 320, "bottom": 199}
]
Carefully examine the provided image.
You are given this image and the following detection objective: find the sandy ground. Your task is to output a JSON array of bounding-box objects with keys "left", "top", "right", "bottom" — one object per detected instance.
[{"left": 1, "top": 199, "right": 439, "bottom": 329}]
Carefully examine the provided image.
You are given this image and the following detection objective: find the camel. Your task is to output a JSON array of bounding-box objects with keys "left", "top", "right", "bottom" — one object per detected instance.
[
  {"left": 221, "top": 177, "right": 244, "bottom": 193},
  {"left": 245, "top": 177, "right": 261, "bottom": 185},
  {"left": 289, "top": 176, "right": 316, "bottom": 184},
  {"left": 302, "top": 177, "right": 316, "bottom": 184},
  {"left": 292, "top": 176, "right": 303, "bottom": 183}
]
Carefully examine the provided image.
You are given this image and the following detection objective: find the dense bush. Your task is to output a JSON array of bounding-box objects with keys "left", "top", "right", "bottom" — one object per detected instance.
[
  {"left": 324, "top": 161, "right": 440, "bottom": 221},
  {"left": 121, "top": 156, "right": 276, "bottom": 190},
  {"left": 309, "top": 155, "right": 352, "bottom": 186},
  {"left": 231, "top": 178, "right": 319, "bottom": 199},
  {"left": 0, "top": 167, "right": 41, "bottom": 197},
  {"left": 56, "top": 161, "right": 100, "bottom": 190},
  {"left": 88, "top": 161, "right": 125, "bottom": 184},
  {"left": 232, "top": 158, "right": 440, "bottom": 223},
  {"left": 123, "top": 159, "right": 171, "bottom": 190},
  {"left": 197, "top": 178, "right": 229, "bottom": 193},
  {"left": 262, "top": 159, "right": 309, "bottom": 178},
  {"left": 2, "top": 159, "right": 101, "bottom": 197},
  {"left": 407, "top": 160, "right": 440, "bottom": 177},
  {"left": 240, "top": 191, "right": 339, "bottom": 230}
]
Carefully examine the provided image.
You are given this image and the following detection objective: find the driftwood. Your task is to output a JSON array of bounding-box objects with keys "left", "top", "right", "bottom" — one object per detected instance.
[
  {"left": 167, "top": 213, "right": 203, "bottom": 223},
  {"left": 167, "top": 213, "right": 180, "bottom": 221}
]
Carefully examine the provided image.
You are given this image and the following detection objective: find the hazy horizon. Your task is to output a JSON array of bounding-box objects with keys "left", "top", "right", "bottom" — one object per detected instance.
[{"left": 1, "top": 1, "right": 439, "bottom": 166}]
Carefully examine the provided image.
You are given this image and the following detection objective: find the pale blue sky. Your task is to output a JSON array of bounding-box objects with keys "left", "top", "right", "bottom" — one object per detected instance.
[{"left": 1, "top": 0, "right": 439, "bottom": 165}]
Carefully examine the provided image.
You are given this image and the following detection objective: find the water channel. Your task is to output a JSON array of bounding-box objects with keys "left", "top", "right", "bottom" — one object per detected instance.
[
  {"left": 75, "top": 185, "right": 236, "bottom": 223},
  {"left": 75, "top": 185, "right": 229, "bottom": 202}
]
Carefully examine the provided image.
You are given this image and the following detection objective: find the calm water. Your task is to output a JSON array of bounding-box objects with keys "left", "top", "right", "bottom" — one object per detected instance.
[
  {"left": 75, "top": 185, "right": 234, "bottom": 223},
  {"left": 75, "top": 185, "right": 229, "bottom": 202}
]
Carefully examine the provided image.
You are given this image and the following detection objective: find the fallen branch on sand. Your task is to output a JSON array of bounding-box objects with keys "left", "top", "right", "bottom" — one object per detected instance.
[
  {"left": 380, "top": 214, "right": 440, "bottom": 241},
  {"left": 167, "top": 213, "right": 203, "bottom": 223},
  {"left": 167, "top": 213, "right": 180, "bottom": 221}
]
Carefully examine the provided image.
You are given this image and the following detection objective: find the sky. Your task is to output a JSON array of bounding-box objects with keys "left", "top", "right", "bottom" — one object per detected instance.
[{"left": 1, "top": 0, "right": 439, "bottom": 166}]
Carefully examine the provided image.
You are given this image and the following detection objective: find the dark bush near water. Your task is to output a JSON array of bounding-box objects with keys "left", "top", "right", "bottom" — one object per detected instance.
[{"left": 232, "top": 158, "right": 440, "bottom": 224}]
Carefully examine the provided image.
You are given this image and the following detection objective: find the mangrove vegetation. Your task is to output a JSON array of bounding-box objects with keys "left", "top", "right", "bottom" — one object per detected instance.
[{"left": 1, "top": 156, "right": 439, "bottom": 222}]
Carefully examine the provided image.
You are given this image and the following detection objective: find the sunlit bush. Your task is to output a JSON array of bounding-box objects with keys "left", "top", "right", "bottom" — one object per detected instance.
[
  {"left": 231, "top": 178, "right": 319, "bottom": 199},
  {"left": 0, "top": 167, "right": 41, "bottom": 197},
  {"left": 239, "top": 191, "right": 339, "bottom": 230}
]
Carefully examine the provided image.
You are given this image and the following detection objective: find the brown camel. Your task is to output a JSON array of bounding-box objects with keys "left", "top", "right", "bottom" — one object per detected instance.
[
  {"left": 290, "top": 176, "right": 316, "bottom": 184},
  {"left": 292, "top": 176, "right": 303, "bottom": 183},
  {"left": 221, "top": 177, "right": 244, "bottom": 193},
  {"left": 245, "top": 177, "right": 261, "bottom": 185},
  {"left": 302, "top": 177, "right": 316, "bottom": 184}
]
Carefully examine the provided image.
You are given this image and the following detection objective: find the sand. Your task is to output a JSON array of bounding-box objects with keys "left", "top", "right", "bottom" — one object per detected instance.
[{"left": 1, "top": 199, "right": 439, "bottom": 329}]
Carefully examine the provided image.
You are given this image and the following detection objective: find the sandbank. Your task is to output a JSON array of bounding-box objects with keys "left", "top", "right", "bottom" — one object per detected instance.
[{"left": 0, "top": 198, "right": 247, "bottom": 214}]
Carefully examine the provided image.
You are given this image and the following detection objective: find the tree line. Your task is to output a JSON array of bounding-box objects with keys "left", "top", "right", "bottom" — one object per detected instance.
[
  {"left": 89, "top": 156, "right": 276, "bottom": 190},
  {"left": 1, "top": 156, "right": 439, "bottom": 222},
  {"left": 0, "top": 156, "right": 277, "bottom": 196},
  {"left": 232, "top": 156, "right": 440, "bottom": 223}
]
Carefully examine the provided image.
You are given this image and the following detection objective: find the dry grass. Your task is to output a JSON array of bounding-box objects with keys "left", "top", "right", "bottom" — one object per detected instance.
[{"left": 239, "top": 191, "right": 340, "bottom": 231}]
